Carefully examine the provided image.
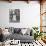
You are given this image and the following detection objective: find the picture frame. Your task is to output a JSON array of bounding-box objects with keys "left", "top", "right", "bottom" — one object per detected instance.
[{"left": 9, "top": 9, "right": 20, "bottom": 23}]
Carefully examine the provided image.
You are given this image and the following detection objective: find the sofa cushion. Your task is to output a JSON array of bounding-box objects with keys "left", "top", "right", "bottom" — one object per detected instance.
[
  {"left": 14, "top": 28, "right": 21, "bottom": 33},
  {"left": 9, "top": 33, "right": 34, "bottom": 43},
  {"left": 8, "top": 27, "right": 14, "bottom": 34},
  {"left": 21, "top": 28, "right": 27, "bottom": 35}
]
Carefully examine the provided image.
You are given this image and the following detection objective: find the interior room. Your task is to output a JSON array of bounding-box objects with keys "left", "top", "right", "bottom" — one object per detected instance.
[{"left": 0, "top": 0, "right": 46, "bottom": 46}]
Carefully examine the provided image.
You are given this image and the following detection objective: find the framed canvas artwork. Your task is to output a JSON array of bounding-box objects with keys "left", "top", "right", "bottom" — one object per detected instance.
[{"left": 9, "top": 9, "right": 20, "bottom": 23}]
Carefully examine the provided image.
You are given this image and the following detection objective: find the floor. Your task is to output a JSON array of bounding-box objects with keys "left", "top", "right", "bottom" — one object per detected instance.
[
  {"left": 21, "top": 40, "right": 46, "bottom": 46},
  {"left": 0, "top": 40, "right": 46, "bottom": 46}
]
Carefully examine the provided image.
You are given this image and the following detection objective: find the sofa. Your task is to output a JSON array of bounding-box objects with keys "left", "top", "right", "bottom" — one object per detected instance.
[{"left": 7, "top": 27, "right": 34, "bottom": 43}]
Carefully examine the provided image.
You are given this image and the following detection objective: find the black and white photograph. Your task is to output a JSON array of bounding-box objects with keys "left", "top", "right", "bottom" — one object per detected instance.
[{"left": 9, "top": 9, "right": 20, "bottom": 22}]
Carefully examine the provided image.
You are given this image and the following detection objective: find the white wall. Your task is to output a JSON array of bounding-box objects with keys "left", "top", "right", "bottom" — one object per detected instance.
[{"left": 0, "top": 1, "right": 40, "bottom": 28}]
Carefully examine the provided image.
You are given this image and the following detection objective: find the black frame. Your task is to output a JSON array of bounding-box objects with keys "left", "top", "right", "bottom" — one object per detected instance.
[{"left": 9, "top": 9, "right": 20, "bottom": 23}]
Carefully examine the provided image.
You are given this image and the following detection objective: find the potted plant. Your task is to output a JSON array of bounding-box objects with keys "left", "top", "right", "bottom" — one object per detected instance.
[
  {"left": 32, "top": 27, "right": 39, "bottom": 40},
  {"left": 32, "top": 27, "right": 43, "bottom": 40}
]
